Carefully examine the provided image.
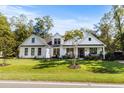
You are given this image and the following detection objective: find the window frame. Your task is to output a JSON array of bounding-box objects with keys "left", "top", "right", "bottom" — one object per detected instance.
[
  {"left": 38, "top": 48, "right": 42, "bottom": 56},
  {"left": 54, "top": 39, "right": 57, "bottom": 45},
  {"left": 31, "top": 48, "right": 35, "bottom": 56},
  {"left": 54, "top": 38, "right": 61, "bottom": 45},
  {"left": 90, "top": 48, "right": 97, "bottom": 54},
  {"left": 24, "top": 48, "right": 28, "bottom": 56},
  {"left": 32, "top": 38, "right": 35, "bottom": 43}
]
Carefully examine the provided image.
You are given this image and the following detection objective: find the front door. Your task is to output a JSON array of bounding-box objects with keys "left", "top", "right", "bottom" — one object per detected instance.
[
  {"left": 78, "top": 48, "right": 84, "bottom": 58},
  {"left": 53, "top": 48, "right": 60, "bottom": 58}
]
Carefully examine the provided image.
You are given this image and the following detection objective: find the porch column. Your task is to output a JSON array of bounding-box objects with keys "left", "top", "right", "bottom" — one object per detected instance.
[
  {"left": 103, "top": 46, "right": 105, "bottom": 59},
  {"left": 85, "top": 47, "right": 89, "bottom": 56},
  {"left": 60, "top": 46, "right": 63, "bottom": 57},
  {"left": 50, "top": 48, "right": 53, "bottom": 57}
]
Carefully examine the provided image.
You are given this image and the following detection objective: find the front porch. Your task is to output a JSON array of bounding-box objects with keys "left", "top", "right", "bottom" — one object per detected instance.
[{"left": 51, "top": 45, "right": 105, "bottom": 59}]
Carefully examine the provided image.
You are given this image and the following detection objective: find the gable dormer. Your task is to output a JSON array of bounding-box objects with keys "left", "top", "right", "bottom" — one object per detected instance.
[
  {"left": 52, "top": 33, "right": 63, "bottom": 45},
  {"left": 78, "top": 31, "right": 105, "bottom": 46},
  {"left": 19, "top": 34, "right": 48, "bottom": 46}
]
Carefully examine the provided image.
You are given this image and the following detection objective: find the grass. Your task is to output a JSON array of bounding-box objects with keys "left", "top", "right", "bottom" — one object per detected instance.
[{"left": 0, "top": 58, "right": 124, "bottom": 83}]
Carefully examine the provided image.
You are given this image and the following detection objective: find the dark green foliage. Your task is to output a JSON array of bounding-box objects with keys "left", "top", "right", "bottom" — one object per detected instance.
[
  {"left": 105, "top": 52, "right": 124, "bottom": 60},
  {"left": 34, "top": 16, "right": 53, "bottom": 39},
  {"left": 95, "top": 5, "right": 124, "bottom": 52},
  {"left": 95, "top": 12, "right": 113, "bottom": 52},
  {"left": 105, "top": 52, "right": 115, "bottom": 61},
  {"left": 112, "top": 6, "right": 124, "bottom": 51},
  {"left": 62, "top": 55, "right": 72, "bottom": 59},
  {"left": 0, "top": 13, "right": 16, "bottom": 58},
  {"left": 84, "top": 56, "right": 100, "bottom": 60}
]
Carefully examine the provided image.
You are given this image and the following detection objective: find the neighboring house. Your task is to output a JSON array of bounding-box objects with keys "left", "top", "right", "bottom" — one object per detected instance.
[{"left": 19, "top": 30, "right": 106, "bottom": 59}]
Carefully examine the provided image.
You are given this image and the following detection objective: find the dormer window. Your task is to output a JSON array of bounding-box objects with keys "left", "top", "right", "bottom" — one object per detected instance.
[
  {"left": 54, "top": 38, "right": 61, "bottom": 45},
  {"left": 32, "top": 38, "right": 35, "bottom": 43},
  {"left": 89, "top": 37, "right": 91, "bottom": 41}
]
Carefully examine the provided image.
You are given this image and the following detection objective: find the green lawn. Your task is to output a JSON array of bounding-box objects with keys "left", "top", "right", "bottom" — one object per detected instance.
[{"left": 0, "top": 58, "right": 124, "bottom": 83}]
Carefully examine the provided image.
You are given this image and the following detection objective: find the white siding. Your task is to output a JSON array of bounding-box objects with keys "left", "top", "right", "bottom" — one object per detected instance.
[
  {"left": 79, "top": 34, "right": 104, "bottom": 45},
  {"left": 20, "top": 34, "right": 48, "bottom": 46},
  {"left": 63, "top": 31, "right": 105, "bottom": 46},
  {"left": 19, "top": 47, "right": 47, "bottom": 58}
]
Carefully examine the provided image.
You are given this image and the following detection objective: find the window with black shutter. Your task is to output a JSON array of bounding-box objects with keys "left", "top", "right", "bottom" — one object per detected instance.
[
  {"left": 31, "top": 48, "right": 35, "bottom": 56},
  {"left": 24, "top": 48, "right": 28, "bottom": 56}
]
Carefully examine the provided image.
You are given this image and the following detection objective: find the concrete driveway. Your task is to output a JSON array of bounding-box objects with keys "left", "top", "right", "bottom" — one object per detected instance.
[{"left": 0, "top": 80, "right": 124, "bottom": 88}]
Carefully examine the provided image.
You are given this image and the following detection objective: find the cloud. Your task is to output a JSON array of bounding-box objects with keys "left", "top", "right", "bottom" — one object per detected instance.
[
  {"left": 51, "top": 18, "right": 98, "bottom": 35},
  {"left": 0, "top": 5, "right": 39, "bottom": 19},
  {"left": 0, "top": 5, "right": 98, "bottom": 35}
]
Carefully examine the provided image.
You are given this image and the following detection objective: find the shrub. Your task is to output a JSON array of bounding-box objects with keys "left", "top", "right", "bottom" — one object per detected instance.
[
  {"left": 114, "top": 51, "right": 124, "bottom": 60},
  {"left": 62, "top": 55, "right": 73, "bottom": 59},
  {"left": 105, "top": 52, "right": 115, "bottom": 61},
  {"left": 84, "top": 56, "right": 100, "bottom": 60}
]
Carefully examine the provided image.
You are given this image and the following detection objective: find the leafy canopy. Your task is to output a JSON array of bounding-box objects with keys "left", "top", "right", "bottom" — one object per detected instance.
[
  {"left": 0, "top": 13, "right": 16, "bottom": 57},
  {"left": 64, "top": 29, "right": 83, "bottom": 41},
  {"left": 34, "top": 16, "right": 53, "bottom": 38}
]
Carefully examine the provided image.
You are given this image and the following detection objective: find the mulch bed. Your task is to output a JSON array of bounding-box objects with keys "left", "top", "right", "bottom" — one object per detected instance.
[
  {"left": 0, "top": 64, "right": 10, "bottom": 67},
  {"left": 68, "top": 64, "right": 81, "bottom": 69}
]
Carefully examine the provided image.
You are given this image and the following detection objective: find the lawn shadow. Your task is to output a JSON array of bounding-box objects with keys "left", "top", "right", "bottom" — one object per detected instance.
[
  {"left": 85, "top": 60, "right": 124, "bottom": 73},
  {"left": 32, "top": 59, "right": 68, "bottom": 69},
  {"left": 75, "top": 60, "right": 124, "bottom": 73}
]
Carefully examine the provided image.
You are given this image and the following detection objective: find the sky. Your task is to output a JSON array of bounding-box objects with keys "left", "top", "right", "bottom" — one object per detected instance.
[{"left": 0, "top": 5, "right": 112, "bottom": 35}]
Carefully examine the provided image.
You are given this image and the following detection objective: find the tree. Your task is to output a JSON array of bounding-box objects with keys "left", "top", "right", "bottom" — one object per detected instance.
[
  {"left": 0, "top": 13, "right": 16, "bottom": 65},
  {"left": 64, "top": 29, "right": 83, "bottom": 69},
  {"left": 112, "top": 5, "right": 124, "bottom": 52},
  {"left": 94, "top": 5, "right": 124, "bottom": 53},
  {"left": 10, "top": 14, "right": 32, "bottom": 44},
  {"left": 28, "top": 19, "right": 34, "bottom": 34},
  {"left": 94, "top": 12, "right": 114, "bottom": 52},
  {"left": 34, "top": 16, "right": 53, "bottom": 39},
  {"left": 10, "top": 14, "right": 33, "bottom": 56}
]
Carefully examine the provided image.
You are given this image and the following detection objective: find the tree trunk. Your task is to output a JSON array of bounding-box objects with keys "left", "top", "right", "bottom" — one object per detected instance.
[
  {"left": 2, "top": 51, "right": 7, "bottom": 66},
  {"left": 73, "top": 44, "right": 76, "bottom": 66}
]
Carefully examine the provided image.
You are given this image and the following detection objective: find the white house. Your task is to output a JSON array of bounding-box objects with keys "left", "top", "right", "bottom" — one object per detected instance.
[{"left": 19, "top": 30, "right": 106, "bottom": 59}]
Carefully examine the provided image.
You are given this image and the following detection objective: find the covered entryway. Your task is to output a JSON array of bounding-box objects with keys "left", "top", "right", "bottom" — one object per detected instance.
[
  {"left": 78, "top": 48, "right": 85, "bottom": 58},
  {"left": 53, "top": 48, "right": 60, "bottom": 58}
]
